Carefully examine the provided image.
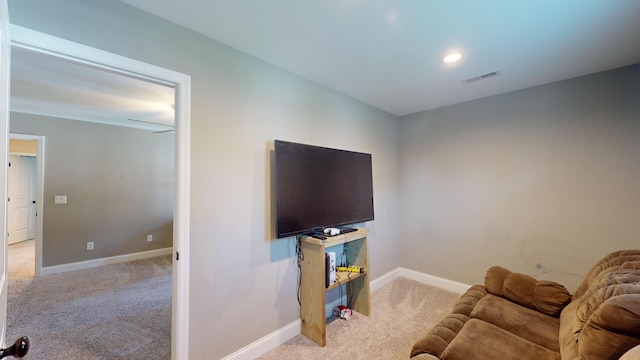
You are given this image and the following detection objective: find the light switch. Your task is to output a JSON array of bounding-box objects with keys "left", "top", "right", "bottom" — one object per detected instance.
[{"left": 54, "top": 195, "right": 68, "bottom": 204}]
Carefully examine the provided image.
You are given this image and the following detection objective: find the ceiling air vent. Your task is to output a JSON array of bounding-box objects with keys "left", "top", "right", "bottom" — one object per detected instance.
[{"left": 461, "top": 71, "right": 500, "bottom": 84}]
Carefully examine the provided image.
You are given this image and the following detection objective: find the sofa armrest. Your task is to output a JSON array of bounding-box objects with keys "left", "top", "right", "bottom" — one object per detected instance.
[
  {"left": 411, "top": 313, "right": 469, "bottom": 358},
  {"left": 411, "top": 286, "right": 486, "bottom": 358},
  {"left": 485, "top": 266, "right": 571, "bottom": 317}
]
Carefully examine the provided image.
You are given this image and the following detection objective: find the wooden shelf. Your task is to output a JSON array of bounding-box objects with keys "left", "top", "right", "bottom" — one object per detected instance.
[
  {"left": 302, "top": 228, "right": 369, "bottom": 247},
  {"left": 327, "top": 270, "right": 366, "bottom": 291},
  {"left": 299, "top": 227, "right": 370, "bottom": 346}
]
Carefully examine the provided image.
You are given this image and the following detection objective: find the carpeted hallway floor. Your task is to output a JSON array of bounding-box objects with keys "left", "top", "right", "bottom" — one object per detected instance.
[
  {"left": 7, "top": 239, "right": 36, "bottom": 281},
  {"left": 6, "top": 244, "right": 172, "bottom": 360}
]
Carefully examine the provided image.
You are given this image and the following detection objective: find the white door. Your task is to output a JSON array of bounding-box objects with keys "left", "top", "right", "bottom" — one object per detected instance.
[
  {"left": 7, "top": 155, "right": 36, "bottom": 245},
  {"left": 0, "top": 0, "right": 10, "bottom": 345}
]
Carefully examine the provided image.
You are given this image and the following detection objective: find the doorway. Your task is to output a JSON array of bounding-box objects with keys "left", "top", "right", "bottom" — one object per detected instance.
[
  {"left": 7, "top": 134, "right": 43, "bottom": 280},
  {"left": 8, "top": 25, "right": 191, "bottom": 359}
]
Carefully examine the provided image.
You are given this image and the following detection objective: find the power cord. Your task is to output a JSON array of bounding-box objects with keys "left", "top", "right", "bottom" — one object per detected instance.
[
  {"left": 336, "top": 243, "right": 357, "bottom": 308},
  {"left": 295, "top": 235, "right": 304, "bottom": 306},
  {"left": 333, "top": 273, "right": 351, "bottom": 321}
]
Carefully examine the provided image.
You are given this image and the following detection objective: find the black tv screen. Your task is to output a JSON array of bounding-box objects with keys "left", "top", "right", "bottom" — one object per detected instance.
[{"left": 274, "top": 140, "right": 374, "bottom": 238}]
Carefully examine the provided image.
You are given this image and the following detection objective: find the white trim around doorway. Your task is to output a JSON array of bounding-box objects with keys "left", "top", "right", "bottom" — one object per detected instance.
[
  {"left": 8, "top": 133, "right": 44, "bottom": 277},
  {"left": 9, "top": 25, "right": 191, "bottom": 360}
]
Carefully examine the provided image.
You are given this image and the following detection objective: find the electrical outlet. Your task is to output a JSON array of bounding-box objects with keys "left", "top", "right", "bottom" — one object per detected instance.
[
  {"left": 147, "top": 234, "right": 153, "bottom": 242},
  {"left": 87, "top": 242, "right": 94, "bottom": 251}
]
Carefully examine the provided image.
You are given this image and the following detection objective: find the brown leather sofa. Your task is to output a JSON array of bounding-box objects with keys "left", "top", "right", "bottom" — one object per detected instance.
[{"left": 411, "top": 250, "right": 640, "bottom": 360}]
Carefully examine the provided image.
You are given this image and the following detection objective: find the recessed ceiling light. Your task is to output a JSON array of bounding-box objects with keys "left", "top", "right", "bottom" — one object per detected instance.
[{"left": 442, "top": 52, "right": 463, "bottom": 64}]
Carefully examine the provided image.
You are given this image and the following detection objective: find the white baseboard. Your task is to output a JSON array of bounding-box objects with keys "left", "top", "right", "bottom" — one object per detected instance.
[
  {"left": 40, "top": 247, "right": 173, "bottom": 276},
  {"left": 220, "top": 320, "right": 301, "bottom": 360},
  {"left": 370, "top": 267, "right": 401, "bottom": 292},
  {"left": 222, "top": 267, "right": 470, "bottom": 359},
  {"left": 397, "top": 267, "right": 471, "bottom": 294}
]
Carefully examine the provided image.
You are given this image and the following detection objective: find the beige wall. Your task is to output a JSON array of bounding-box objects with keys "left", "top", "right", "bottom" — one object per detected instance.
[
  {"left": 8, "top": 1, "right": 401, "bottom": 358},
  {"left": 399, "top": 65, "right": 640, "bottom": 292},
  {"left": 10, "top": 113, "right": 174, "bottom": 266}
]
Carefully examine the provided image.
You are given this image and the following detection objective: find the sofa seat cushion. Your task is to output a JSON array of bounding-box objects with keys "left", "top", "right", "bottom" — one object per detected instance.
[
  {"left": 439, "top": 319, "right": 560, "bottom": 360},
  {"left": 471, "top": 293, "right": 561, "bottom": 352}
]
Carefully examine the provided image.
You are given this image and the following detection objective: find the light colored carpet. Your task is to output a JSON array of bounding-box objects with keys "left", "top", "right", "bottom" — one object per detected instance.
[
  {"left": 8, "top": 239, "right": 35, "bottom": 281},
  {"left": 7, "top": 255, "right": 172, "bottom": 360},
  {"left": 258, "top": 277, "right": 461, "bottom": 360}
]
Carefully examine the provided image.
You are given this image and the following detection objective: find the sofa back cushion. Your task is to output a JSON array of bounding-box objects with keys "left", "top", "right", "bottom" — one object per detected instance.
[
  {"left": 484, "top": 266, "right": 571, "bottom": 317},
  {"left": 485, "top": 265, "right": 511, "bottom": 297}
]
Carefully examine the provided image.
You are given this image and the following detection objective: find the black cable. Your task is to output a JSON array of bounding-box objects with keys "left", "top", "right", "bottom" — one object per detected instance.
[
  {"left": 295, "top": 235, "right": 304, "bottom": 306},
  {"left": 337, "top": 274, "right": 343, "bottom": 308},
  {"left": 342, "top": 243, "right": 351, "bottom": 308},
  {"left": 343, "top": 242, "right": 357, "bottom": 308},
  {"left": 347, "top": 272, "right": 354, "bottom": 308},
  {"left": 341, "top": 243, "right": 348, "bottom": 267}
]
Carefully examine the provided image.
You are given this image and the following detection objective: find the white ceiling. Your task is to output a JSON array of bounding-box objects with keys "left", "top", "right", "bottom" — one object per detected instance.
[
  {"left": 119, "top": 0, "right": 640, "bottom": 116},
  {"left": 10, "top": 1, "right": 640, "bottom": 123},
  {"left": 10, "top": 47, "right": 175, "bottom": 131}
]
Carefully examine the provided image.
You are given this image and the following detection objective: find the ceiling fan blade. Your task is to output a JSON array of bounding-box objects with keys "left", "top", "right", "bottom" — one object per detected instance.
[{"left": 128, "top": 118, "right": 174, "bottom": 128}]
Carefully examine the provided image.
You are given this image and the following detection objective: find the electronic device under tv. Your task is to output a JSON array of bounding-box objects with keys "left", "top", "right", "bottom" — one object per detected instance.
[{"left": 274, "top": 140, "right": 374, "bottom": 238}]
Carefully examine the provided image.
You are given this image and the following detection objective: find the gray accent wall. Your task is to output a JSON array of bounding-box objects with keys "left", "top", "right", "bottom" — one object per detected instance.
[
  {"left": 10, "top": 113, "right": 174, "bottom": 266},
  {"left": 8, "top": 1, "right": 402, "bottom": 358},
  {"left": 399, "top": 65, "right": 640, "bottom": 292}
]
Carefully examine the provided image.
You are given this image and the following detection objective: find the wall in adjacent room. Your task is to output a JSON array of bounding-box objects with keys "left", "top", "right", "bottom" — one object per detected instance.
[
  {"left": 10, "top": 113, "right": 174, "bottom": 266},
  {"left": 9, "top": 138, "right": 36, "bottom": 155},
  {"left": 8, "top": 1, "right": 401, "bottom": 358},
  {"left": 399, "top": 65, "right": 640, "bottom": 292}
]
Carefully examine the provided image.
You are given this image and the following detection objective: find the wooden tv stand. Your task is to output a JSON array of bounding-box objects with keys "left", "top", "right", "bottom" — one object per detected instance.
[{"left": 299, "top": 227, "right": 370, "bottom": 346}]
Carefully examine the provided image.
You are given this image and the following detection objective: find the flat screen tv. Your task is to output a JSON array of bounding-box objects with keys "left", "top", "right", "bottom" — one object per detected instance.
[{"left": 274, "top": 140, "right": 374, "bottom": 238}]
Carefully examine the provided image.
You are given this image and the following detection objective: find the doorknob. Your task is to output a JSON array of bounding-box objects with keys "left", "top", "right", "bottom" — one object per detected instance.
[{"left": 0, "top": 337, "right": 29, "bottom": 359}]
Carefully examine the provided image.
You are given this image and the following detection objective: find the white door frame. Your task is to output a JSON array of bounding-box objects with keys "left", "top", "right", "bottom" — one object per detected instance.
[
  {"left": 8, "top": 134, "right": 43, "bottom": 276},
  {"left": 8, "top": 25, "right": 191, "bottom": 360},
  {"left": 0, "top": 0, "right": 9, "bottom": 346}
]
